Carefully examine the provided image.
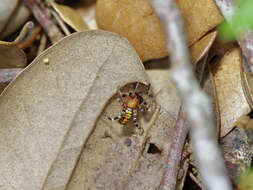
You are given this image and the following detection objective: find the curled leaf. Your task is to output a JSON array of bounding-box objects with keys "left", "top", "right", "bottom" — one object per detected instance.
[{"left": 209, "top": 47, "right": 251, "bottom": 137}]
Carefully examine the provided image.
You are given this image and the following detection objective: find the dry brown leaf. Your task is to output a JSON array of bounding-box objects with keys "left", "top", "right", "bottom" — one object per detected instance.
[
  {"left": 0, "top": 0, "right": 18, "bottom": 33},
  {"left": 0, "top": 40, "right": 27, "bottom": 68},
  {"left": 209, "top": 48, "right": 251, "bottom": 137},
  {"left": 49, "top": 1, "right": 88, "bottom": 32},
  {"left": 189, "top": 30, "right": 218, "bottom": 64},
  {"left": 176, "top": 0, "right": 223, "bottom": 46},
  {"left": 0, "top": 2, "right": 30, "bottom": 39},
  {"left": 95, "top": 0, "right": 168, "bottom": 62},
  {"left": 0, "top": 30, "right": 151, "bottom": 190}
]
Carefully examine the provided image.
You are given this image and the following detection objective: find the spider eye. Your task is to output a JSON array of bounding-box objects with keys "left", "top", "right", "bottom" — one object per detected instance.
[{"left": 122, "top": 94, "right": 126, "bottom": 98}]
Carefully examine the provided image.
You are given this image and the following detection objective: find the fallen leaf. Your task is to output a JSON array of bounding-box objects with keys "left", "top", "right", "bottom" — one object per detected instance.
[
  {"left": 176, "top": 0, "right": 223, "bottom": 46},
  {"left": 0, "top": 40, "right": 27, "bottom": 68},
  {"left": 189, "top": 30, "right": 218, "bottom": 64},
  {"left": 95, "top": 0, "right": 168, "bottom": 62},
  {"left": 209, "top": 47, "right": 251, "bottom": 137},
  {"left": 0, "top": 30, "right": 150, "bottom": 190},
  {"left": 49, "top": 1, "right": 88, "bottom": 32}
]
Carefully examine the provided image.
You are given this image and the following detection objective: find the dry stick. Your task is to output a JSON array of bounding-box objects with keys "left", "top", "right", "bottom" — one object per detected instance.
[
  {"left": 50, "top": 10, "right": 71, "bottom": 36},
  {"left": 159, "top": 105, "right": 188, "bottom": 190},
  {"left": 37, "top": 33, "right": 47, "bottom": 56},
  {"left": 151, "top": 1, "right": 232, "bottom": 190},
  {"left": 214, "top": 0, "right": 253, "bottom": 73},
  {"left": 24, "top": 0, "right": 64, "bottom": 43},
  {"left": 13, "top": 21, "right": 34, "bottom": 44}
]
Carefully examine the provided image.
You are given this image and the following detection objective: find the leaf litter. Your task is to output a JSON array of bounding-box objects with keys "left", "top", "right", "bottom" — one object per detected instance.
[{"left": 0, "top": 0, "right": 252, "bottom": 189}]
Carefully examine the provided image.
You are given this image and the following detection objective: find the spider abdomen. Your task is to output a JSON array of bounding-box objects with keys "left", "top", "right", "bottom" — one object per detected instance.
[{"left": 119, "top": 107, "right": 133, "bottom": 125}]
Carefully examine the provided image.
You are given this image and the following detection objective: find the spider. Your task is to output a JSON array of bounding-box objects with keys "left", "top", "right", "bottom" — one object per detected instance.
[{"left": 107, "top": 82, "right": 150, "bottom": 135}]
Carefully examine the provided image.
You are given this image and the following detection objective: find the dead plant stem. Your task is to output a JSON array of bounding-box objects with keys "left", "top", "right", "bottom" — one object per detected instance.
[{"left": 151, "top": 0, "right": 232, "bottom": 189}]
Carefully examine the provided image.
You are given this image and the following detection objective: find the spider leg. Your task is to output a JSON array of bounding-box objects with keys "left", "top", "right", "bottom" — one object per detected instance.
[
  {"left": 133, "top": 109, "right": 143, "bottom": 135},
  {"left": 147, "top": 83, "right": 151, "bottom": 96},
  {"left": 107, "top": 110, "right": 124, "bottom": 121},
  {"left": 134, "top": 82, "right": 140, "bottom": 95},
  {"left": 117, "top": 87, "right": 126, "bottom": 106}
]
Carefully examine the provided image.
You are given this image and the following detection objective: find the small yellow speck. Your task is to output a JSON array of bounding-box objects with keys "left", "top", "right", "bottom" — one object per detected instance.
[{"left": 43, "top": 58, "right": 50, "bottom": 65}]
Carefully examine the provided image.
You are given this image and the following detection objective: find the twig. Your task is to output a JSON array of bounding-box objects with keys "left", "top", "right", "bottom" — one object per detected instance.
[
  {"left": 159, "top": 105, "right": 189, "bottom": 190},
  {"left": 37, "top": 33, "right": 47, "bottom": 56},
  {"left": 24, "top": 0, "right": 64, "bottom": 43},
  {"left": 13, "top": 21, "right": 34, "bottom": 44},
  {"left": 151, "top": 1, "right": 232, "bottom": 190},
  {"left": 50, "top": 10, "right": 71, "bottom": 36},
  {"left": 18, "top": 26, "right": 41, "bottom": 49},
  {"left": 214, "top": 0, "right": 253, "bottom": 73}
]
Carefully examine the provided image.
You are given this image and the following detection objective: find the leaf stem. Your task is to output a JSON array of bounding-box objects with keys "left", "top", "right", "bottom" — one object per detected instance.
[
  {"left": 23, "top": 0, "right": 64, "bottom": 43},
  {"left": 151, "top": 0, "right": 232, "bottom": 189}
]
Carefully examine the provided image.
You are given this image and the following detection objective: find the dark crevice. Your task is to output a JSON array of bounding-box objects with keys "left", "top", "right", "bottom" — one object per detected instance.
[{"left": 147, "top": 143, "right": 162, "bottom": 154}]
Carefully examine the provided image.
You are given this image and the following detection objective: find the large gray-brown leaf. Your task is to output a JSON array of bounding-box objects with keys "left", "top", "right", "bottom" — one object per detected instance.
[{"left": 0, "top": 30, "right": 149, "bottom": 190}]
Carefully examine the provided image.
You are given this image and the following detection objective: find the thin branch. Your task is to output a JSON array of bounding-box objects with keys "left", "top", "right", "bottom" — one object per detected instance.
[
  {"left": 214, "top": 0, "right": 253, "bottom": 73},
  {"left": 13, "top": 21, "right": 34, "bottom": 44},
  {"left": 50, "top": 10, "right": 71, "bottom": 36},
  {"left": 151, "top": 1, "right": 232, "bottom": 190},
  {"left": 24, "top": 0, "right": 64, "bottom": 43},
  {"left": 159, "top": 105, "right": 189, "bottom": 190},
  {"left": 37, "top": 33, "right": 47, "bottom": 56}
]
